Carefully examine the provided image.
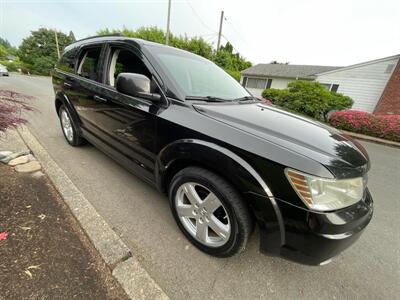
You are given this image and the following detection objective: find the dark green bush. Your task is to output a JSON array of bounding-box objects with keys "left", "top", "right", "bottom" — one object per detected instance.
[
  {"left": 262, "top": 81, "right": 353, "bottom": 121},
  {"left": 225, "top": 69, "right": 241, "bottom": 81}
]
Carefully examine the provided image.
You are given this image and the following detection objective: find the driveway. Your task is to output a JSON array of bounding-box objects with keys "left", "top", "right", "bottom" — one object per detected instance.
[{"left": 1, "top": 74, "right": 399, "bottom": 300}]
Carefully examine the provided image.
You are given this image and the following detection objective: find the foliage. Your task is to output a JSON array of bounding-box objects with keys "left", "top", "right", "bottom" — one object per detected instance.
[
  {"left": 225, "top": 69, "right": 241, "bottom": 81},
  {"left": 0, "top": 37, "right": 18, "bottom": 60},
  {"left": 0, "top": 37, "right": 11, "bottom": 48},
  {"left": 262, "top": 80, "right": 353, "bottom": 121},
  {"left": 329, "top": 110, "right": 400, "bottom": 142},
  {"left": 0, "top": 90, "right": 34, "bottom": 133},
  {"left": 97, "top": 27, "right": 251, "bottom": 79},
  {"left": 18, "top": 28, "right": 75, "bottom": 75},
  {"left": 0, "top": 59, "right": 22, "bottom": 72},
  {"left": 0, "top": 45, "right": 7, "bottom": 59}
]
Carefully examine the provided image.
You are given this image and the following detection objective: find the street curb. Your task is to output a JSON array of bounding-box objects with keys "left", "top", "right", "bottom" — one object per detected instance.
[
  {"left": 17, "top": 125, "right": 170, "bottom": 300},
  {"left": 341, "top": 130, "right": 400, "bottom": 148}
]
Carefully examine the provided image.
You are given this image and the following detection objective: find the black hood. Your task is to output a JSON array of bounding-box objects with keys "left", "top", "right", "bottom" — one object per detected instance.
[{"left": 194, "top": 102, "right": 370, "bottom": 178}]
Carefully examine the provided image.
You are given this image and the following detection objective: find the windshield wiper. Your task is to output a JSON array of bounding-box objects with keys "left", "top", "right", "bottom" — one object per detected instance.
[
  {"left": 185, "top": 96, "right": 230, "bottom": 102},
  {"left": 233, "top": 96, "right": 260, "bottom": 102}
]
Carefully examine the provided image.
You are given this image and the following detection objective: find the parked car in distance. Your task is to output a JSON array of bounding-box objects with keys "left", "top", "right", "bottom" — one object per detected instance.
[
  {"left": 52, "top": 35, "right": 373, "bottom": 265},
  {"left": 0, "top": 64, "right": 9, "bottom": 76}
]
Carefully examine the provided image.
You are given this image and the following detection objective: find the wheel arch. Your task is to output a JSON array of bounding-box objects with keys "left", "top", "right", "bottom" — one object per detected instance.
[
  {"left": 54, "top": 92, "right": 82, "bottom": 133},
  {"left": 156, "top": 139, "right": 269, "bottom": 196},
  {"left": 156, "top": 139, "right": 285, "bottom": 248}
]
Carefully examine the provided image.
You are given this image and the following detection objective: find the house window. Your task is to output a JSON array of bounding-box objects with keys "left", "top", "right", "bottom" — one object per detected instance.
[
  {"left": 266, "top": 78, "right": 273, "bottom": 89},
  {"left": 321, "top": 83, "right": 331, "bottom": 90},
  {"left": 242, "top": 76, "right": 248, "bottom": 87},
  {"left": 385, "top": 64, "right": 395, "bottom": 74},
  {"left": 331, "top": 84, "right": 339, "bottom": 92},
  {"left": 320, "top": 83, "right": 339, "bottom": 92},
  {"left": 246, "top": 78, "right": 271, "bottom": 89}
]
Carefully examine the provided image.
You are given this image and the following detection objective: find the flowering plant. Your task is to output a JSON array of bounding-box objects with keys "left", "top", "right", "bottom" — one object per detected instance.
[{"left": 329, "top": 110, "right": 400, "bottom": 142}]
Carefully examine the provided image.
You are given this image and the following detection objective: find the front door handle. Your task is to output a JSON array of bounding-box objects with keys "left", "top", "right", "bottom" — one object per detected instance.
[
  {"left": 94, "top": 95, "right": 107, "bottom": 103},
  {"left": 63, "top": 82, "right": 72, "bottom": 88}
]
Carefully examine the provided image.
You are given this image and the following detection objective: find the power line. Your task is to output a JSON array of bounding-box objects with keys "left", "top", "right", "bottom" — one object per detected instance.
[
  {"left": 224, "top": 17, "right": 248, "bottom": 45},
  {"left": 184, "top": 0, "right": 217, "bottom": 35},
  {"left": 221, "top": 34, "right": 246, "bottom": 56}
]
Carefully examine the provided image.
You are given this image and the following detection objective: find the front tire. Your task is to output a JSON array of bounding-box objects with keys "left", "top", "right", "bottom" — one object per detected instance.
[
  {"left": 59, "top": 105, "right": 84, "bottom": 146},
  {"left": 169, "top": 167, "right": 253, "bottom": 257}
]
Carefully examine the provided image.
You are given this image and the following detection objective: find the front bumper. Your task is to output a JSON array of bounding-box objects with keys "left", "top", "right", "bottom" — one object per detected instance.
[{"left": 255, "top": 189, "right": 373, "bottom": 265}]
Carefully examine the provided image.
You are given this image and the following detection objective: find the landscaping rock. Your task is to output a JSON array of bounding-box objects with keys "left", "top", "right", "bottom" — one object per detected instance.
[
  {"left": 8, "top": 155, "right": 30, "bottom": 166},
  {"left": 14, "top": 161, "right": 41, "bottom": 173},
  {"left": 0, "top": 151, "right": 13, "bottom": 161},
  {"left": 27, "top": 154, "right": 36, "bottom": 161},
  {"left": 0, "top": 150, "right": 30, "bottom": 163},
  {"left": 31, "top": 171, "right": 45, "bottom": 178}
]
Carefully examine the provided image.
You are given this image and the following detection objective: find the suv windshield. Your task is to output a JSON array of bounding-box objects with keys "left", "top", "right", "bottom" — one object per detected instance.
[{"left": 152, "top": 48, "right": 251, "bottom": 100}]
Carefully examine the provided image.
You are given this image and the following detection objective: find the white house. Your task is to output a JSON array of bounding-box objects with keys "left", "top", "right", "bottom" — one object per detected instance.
[
  {"left": 240, "top": 54, "right": 400, "bottom": 114},
  {"left": 240, "top": 64, "right": 338, "bottom": 97}
]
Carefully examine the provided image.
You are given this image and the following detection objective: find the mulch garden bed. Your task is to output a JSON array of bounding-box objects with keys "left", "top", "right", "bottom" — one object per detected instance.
[{"left": 0, "top": 164, "right": 128, "bottom": 299}]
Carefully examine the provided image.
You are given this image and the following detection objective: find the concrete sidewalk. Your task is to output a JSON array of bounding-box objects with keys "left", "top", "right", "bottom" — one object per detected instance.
[{"left": 0, "top": 128, "right": 169, "bottom": 300}]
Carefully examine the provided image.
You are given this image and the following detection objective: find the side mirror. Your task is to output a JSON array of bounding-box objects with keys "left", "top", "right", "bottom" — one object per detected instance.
[{"left": 116, "top": 73, "right": 162, "bottom": 102}]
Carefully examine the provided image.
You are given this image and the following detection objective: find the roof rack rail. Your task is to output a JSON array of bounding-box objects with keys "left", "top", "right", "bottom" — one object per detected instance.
[{"left": 74, "top": 33, "right": 124, "bottom": 43}]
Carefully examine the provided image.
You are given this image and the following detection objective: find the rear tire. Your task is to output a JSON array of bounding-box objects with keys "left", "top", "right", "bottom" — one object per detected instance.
[
  {"left": 58, "top": 105, "right": 85, "bottom": 146},
  {"left": 169, "top": 166, "right": 253, "bottom": 257}
]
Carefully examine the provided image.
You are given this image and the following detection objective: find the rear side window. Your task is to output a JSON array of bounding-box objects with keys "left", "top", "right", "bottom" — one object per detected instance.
[{"left": 77, "top": 47, "right": 102, "bottom": 82}]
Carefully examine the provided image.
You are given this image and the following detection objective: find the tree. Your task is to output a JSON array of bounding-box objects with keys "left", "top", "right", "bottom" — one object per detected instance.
[
  {"left": 97, "top": 26, "right": 252, "bottom": 79},
  {"left": 0, "top": 90, "right": 34, "bottom": 134},
  {"left": 262, "top": 80, "right": 353, "bottom": 121},
  {"left": 0, "top": 37, "right": 11, "bottom": 49},
  {"left": 18, "top": 28, "right": 75, "bottom": 75},
  {"left": 0, "top": 37, "right": 18, "bottom": 59}
]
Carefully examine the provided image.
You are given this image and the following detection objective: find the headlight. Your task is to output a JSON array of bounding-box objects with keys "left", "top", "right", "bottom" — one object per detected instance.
[{"left": 285, "top": 168, "right": 365, "bottom": 211}]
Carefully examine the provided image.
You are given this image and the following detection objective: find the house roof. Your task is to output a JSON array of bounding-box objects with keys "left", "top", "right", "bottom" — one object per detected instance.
[
  {"left": 241, "top": 64, "right": 340, "bottom": 79},
  {"left": 315, "top": 54, "right": 400, "bottom": 76}
]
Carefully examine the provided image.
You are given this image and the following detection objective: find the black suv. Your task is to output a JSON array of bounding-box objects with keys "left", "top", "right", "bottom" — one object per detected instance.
[{"left": 52, "top": 35, "right": 373, "bottom": 265}]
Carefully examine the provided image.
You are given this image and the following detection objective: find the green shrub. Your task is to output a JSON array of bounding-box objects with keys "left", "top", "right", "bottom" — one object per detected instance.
[
  {"left": 225, "top": 69, "right": 241, "bottom": 81},
  {"left": 262, "top": 81, "right": 353, "bottom": 121},
  {"left": 1, "top": 59, "right": 21, "bottom": 72}
]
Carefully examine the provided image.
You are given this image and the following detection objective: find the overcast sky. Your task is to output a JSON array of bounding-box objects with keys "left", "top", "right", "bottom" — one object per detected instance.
[{"left": 1, "top": 0, "right": 399, "bottom": 66}]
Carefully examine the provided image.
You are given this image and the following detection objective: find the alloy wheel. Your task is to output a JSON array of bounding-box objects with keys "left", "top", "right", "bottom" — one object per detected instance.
[
  {"left": 175, "top": 182, "right": 231, "bottom": 247},
  {"left": 60, "top": 109, "right": 74, "bottom": 143}
]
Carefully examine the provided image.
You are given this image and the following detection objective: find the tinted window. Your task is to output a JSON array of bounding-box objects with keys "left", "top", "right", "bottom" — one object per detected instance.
[
  {"left": 77, "top": 48, "right": 102, "bottom": 81},
  {"left": 57, "top": 48, "right": 77, "bottom": 73},
  {"left": 108, "top": 49, "right": 151, "bottom": 87},
  {"left": 153, "top": 50, "right": 250, "bottom": 100}
]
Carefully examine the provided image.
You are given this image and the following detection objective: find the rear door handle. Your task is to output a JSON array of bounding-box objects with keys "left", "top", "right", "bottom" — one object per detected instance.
[
  {"left": 94, "top": 95, "right": 107, "bottom": 103},
  {"left": 63, "top": 82, "right": 72, "bottom": 88}
]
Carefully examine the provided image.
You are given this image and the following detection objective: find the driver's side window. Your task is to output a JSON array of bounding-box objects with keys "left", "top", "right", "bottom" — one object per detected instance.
[{"left": 107, "top": 48, "right": 152, "bottom": 88}]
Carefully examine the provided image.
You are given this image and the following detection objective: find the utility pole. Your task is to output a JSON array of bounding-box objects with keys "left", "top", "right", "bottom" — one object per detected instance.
[
  {"left": 217, "top": 10, "right": 224, "bottom": 52},
  {"left": 166, "top": 0, "right": 172, "bottom": 45},
  {"left": 54, "top": 30, "right": 60, "bottom": 59}
]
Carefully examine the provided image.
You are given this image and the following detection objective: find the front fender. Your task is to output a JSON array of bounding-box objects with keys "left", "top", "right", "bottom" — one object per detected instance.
[{"left": 156, "top": 139, "right": 285, "bottom": 251}]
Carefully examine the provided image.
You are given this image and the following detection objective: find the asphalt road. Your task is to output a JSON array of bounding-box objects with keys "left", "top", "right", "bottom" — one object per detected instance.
[{"left": 1, "top": 74, "right": 399, "bottom": 300}]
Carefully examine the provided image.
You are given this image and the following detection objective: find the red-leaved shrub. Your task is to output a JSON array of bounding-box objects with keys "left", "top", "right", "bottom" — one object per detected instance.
[
  {"left": 0, "top": 90, "right": 34, "bottom": 134},
  {"left": 329, "top": 110, "right": 400, "bottom": 142}
]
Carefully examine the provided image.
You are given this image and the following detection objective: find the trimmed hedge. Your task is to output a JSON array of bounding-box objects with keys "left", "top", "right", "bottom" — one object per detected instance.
[
  {"left": 329, "top": 110, "right": 400, "bottom": 142},
  {"left": 262, "top": 81, "right": 353, "bottom": 121}
]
